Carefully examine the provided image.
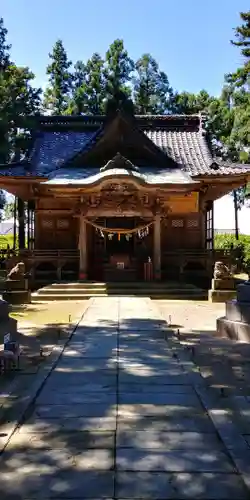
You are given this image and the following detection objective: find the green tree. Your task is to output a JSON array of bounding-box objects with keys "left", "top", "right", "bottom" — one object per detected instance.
[
  {"left": 225, "top": 11, "right": 250, "bottom": 153},
  {"left": 43, "top": 39, "right": 72, "bottom": 114},
  {"left": 104, "top": 39, "right": 134, "bottom": 103},
  {"left": 69, "top": 54, "right": 106, "bottom": 115},
  {"left": 67, "top": 60, "right": 87, "bottom": 114},
  {"left": 224, "top": 11, "right": 250, "bottom": 230},
  {"left": 171, "top": 89, "right": 214, "bottom": 114},
  {"left": 0, "top": 17, "right": 10, "bottom": 69},
  {"left": 0, "top": 64, "right": 41, "bottom": 162},
  {"left": 85, "top": 53, "right": 106, "bottom": 114},
  {"left": 3, "top": 200, "right": 14, "bottom": 219},
  {"left": 133, "top": 54, "right": 173, "bottom": 114},
  {"left": 0, "top": 18, "right": 40, "bottom": 164}
]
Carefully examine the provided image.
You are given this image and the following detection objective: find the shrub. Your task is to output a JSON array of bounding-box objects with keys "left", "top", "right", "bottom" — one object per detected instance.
[{"left": 214, "top": 233, "right": 250, "bottom": 272}]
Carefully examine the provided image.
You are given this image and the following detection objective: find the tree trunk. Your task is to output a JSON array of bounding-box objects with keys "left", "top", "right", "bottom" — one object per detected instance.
[{"left": 233, "top": 190, "right": 239, "bottom": 240}]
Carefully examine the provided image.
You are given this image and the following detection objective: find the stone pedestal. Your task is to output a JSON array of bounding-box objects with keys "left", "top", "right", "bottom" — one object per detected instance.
[
  {"left": 0, "top": 298, "right": 17, "bottom": 344},
  {"left": 209, "top": 277, "right": 236, "bottom": 303},
  {"left": 216, "top": 281, "right": 250, "bottom": 342},
  {"left": 3, "top": 278, "right": 31, "bottom": 304}
]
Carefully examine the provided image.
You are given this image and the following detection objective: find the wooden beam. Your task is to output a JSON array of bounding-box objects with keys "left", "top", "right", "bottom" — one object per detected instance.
[{"left": 36, "top": 209, "right": 74, "bottom": 215}]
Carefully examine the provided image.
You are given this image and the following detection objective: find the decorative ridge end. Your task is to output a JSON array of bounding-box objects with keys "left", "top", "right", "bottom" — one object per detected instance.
[
  {"left": 199, "top": 112, "right": 208, "bottom": 136},
  {"left": 100, "top": 152, "right": 139, "bottom": 172}
]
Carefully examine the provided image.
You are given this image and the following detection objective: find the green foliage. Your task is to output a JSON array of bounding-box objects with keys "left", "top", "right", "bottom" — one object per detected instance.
[
  {"left": 43, "top": 39, "right": 72, "bottom": 114},
  {"left": 0, "top": 17, "right": 10, "bottom": 69},
  {"left": 214, "top": 233, "right": 250, "bottom": 271},
  {"left": 171, "top": 89, "right": 214, "bottom": 115},
  {"left": 225, "top": 11, "right": 250, "bottom": 151},
  {"left": 3, "top": 201, "right": 14, "bottom": 219},
  {"left": 69, "top": 54, "right": 106, "bottom": 115},
  {"left": 0, "top": 17, "right": 41, "bottom": 165},
  {"left": 0, "top": 234, "right": 14, "bottom": 250},
  {"left": 104, "top": 39, "right": 134, "bottom": 101},
  {"left": 133, "top": 54, "right": 173, "bottom": 114}
]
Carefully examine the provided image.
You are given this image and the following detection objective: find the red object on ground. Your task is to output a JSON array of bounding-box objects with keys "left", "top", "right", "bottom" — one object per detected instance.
[{"left": 79, "top": 272, "right": 87, "bottom": 280}]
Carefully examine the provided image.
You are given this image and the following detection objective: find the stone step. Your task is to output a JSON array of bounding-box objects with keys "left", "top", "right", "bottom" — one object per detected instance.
[
  {"left": 32, "top": 290, "right": 207, "bottom": 302},
  {"left": 43, "top": 281, "right": 199, "bottom": 290},
  {"left": 36, "top": 287, "right": 204, "bottom": 295}
]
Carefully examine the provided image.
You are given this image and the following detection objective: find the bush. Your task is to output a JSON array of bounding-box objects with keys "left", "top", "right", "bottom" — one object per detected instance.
[{"left": 214, "top": 233, "right": 250, "bottom": 272}]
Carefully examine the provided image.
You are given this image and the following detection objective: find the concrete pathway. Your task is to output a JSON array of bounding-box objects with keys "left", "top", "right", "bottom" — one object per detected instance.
[{"left": 0, "top": 297, "right": 249, "bottom": 499}]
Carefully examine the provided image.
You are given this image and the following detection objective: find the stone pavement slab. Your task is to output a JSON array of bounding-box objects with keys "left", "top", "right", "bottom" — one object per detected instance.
[
  {"left": 116, "top": 471, "right": 248, "bottom": 499},
  {"left": 22, "top": 415, "right": 117, "bottom": 432},
  {"left": 118, "top": 392, "right": 201, "bottom": 406},
  {"left": 33, "top": 403, "right": 117, "bottom": 418},
  {"left": 7, "top": 429, "right": 115, "bottom": 450},
  {"left": 117, "top": 414, "right": 217, "bottom": 433},
  {"left": 116, "top": 430, "right": 224, "bottom": 450},
  {"left": 0, "top": 469, "right": 115, "bottom": 499},
  {"left": 36, "top": 391, "right": 116, "bottom": 405},
  {"left": 0, "top": 296, "right": 249, "bottom": 499},
  {"left": 118, "top": 383, "right": 196, "bottom": 394}
]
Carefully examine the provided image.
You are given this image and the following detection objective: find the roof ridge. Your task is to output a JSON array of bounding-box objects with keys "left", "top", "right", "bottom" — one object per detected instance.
[{"left": 37, "top": 113, "right": 201, "bottom": 123}]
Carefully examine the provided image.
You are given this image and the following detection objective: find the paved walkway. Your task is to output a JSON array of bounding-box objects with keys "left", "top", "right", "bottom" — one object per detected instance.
[{"left": 0, "top": 297, "right": 249, "bottom": 499}]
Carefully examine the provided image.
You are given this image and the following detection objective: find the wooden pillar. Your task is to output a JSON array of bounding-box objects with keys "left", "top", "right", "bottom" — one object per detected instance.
[
  {"left": 18, "top": 198, "right": 25, "bottom": 250},
  {"left": 78, "top": 215, "right": 87, "bottom": 279},
  {"left": 153, "top": 214, "right": 161, "bottom": 281},
  {"left": 27, "top": 200, "right": 35, "bottom": 249},
  {"left": 13, "top": 196, "right": 17, "bottom": 250}
]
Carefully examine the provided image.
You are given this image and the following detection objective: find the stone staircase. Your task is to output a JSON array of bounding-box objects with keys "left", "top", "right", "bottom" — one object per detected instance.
[{"left": 31, "top": 281, "right": 207, "bottom": 302}]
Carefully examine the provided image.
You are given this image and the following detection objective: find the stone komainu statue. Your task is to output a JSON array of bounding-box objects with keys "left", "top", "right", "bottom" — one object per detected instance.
[
  {"left": 7, "top": 262, "right": 25, "bottom": 280},
  {"left": 213, "top": 261, "right": 232, "bottom": 280}
]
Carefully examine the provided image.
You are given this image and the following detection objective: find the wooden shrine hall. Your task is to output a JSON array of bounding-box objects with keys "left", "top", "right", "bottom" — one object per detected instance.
[{"left": 1, "top": 107, "right": 250, "bottom": 286}]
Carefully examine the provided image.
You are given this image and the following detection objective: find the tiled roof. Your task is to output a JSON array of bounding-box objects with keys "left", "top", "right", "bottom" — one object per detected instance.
[
  {"left": 144, "top": 129, "right": 250, "bottom": 177},
  {"left": 0, "top": 114, "right": 249, "bottom": 178},
  {"left": 30, "top": 130, "right": 96, "bottom": 175}
]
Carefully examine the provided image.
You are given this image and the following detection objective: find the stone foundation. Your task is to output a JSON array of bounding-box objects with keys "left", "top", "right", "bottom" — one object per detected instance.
[
  {"left": 217, "top": 316, "right": 250, "bottom": 342},
  {"left": 2, "top": 290, "right": 31, "bottom": 305},
  {"left": 208, "top": 289, "right": 236, "bottom": 303},
  {"left": 3, "top": 278, "right": 31, "bottom": 304},
  {"left": 211, "top": 278, "right": 235, "bottom": 290},
  {"left": 216, "top": 280, "right": 250, "bottom": 342},
  {"left": 0, "top": 298, "right": 17, "bottom": 343}
]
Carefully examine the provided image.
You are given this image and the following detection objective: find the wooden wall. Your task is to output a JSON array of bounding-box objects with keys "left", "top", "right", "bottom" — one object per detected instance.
[
  {"left": 33, "top": 191, "right": 203, "bottom": 251},
  {"left": 161, "top": 213, "right": 202, "bottom": 251},
  {"left": 35, "top": 215, "right": 78, "bottom": 249},
  {"left": 35, "top": 198, "right": 77, "bottom": 249}
]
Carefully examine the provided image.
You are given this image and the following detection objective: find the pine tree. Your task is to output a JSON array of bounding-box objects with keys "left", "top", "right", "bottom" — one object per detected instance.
[
  {"left": 68, "top": 61, "right": 87, "bottom": 114},
  {"left": 69, "top": 54, "right": 105, "bottom": 115},
  {"left": 171, "top": 90, "right": 214, "bottom": 115},
  {"left": 104, "top": 39, "right": 134, "bottom": 103},
  {"left": 133, "top": 54, "right": 173, "bottom": 114},
  {"left": 0, "top": 17, "right": 41, "bottom": 164},
  {"left": 44, "top": 39, "right": 72, "bottom": 114},
  {"left": 226, "top": 11, "right": 250, "bottom": 150},
  {"left": 85, "top": 53, "right": 106, "bottom": 114},
  {"left": 0, "top": 17, "right": 11, "bottom": 69}
]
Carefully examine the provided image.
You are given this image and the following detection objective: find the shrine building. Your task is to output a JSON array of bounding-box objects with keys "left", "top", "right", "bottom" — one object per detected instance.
[{"left": 1, "top": 107, "right": 250, "bottom": 287}]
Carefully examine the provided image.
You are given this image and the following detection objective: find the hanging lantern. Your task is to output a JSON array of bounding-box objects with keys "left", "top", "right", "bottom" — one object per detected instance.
[
  {"left": 108, "top": 233, "right": 114, "bottom": 240},
  {"left": 125, "top": 234, "right": 131, "bottom": 241}
]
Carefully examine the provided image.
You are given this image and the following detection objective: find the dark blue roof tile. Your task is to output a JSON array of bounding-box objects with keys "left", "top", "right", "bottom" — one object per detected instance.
[{"left": 31, "top": 130, "right": 96, "bottom": 174}]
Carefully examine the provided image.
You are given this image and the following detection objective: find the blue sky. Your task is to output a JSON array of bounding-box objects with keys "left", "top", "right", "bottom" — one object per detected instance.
[
  {"left": 2, "top": 0, "right": 249, "bottom": 96},
  {"left": 2, "top": 0, "right": 250, "bottom": 230}
]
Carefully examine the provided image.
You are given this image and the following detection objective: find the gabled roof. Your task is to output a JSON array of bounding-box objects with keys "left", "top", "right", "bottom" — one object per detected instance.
[{"left": 0, "top": 113, "right": 250, "bottom": 179}]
